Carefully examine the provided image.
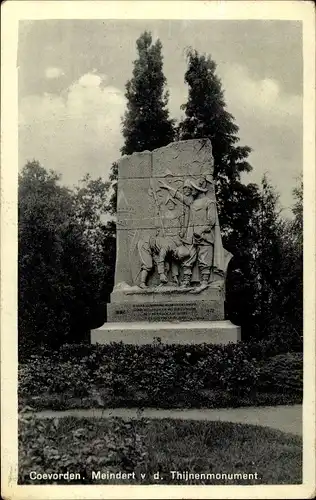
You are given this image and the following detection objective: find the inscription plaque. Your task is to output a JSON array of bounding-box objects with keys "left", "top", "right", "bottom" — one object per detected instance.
[{"left": 107, "top": 301, "right": 223, "bottom": 322}]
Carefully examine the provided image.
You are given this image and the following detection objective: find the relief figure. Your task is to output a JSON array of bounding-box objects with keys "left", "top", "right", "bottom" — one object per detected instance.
[
  {"left": 137, "top": 196, "right": 193, "bottom": 288},
  {"left": 159, "top": 176, "right": 217, "bottom": 290}
]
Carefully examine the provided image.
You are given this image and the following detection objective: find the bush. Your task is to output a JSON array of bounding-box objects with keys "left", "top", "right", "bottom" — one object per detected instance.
[
  {"left": 258, "top": 352, "right": 303, "bottom": 394},
  {"left": 18, "top": 342, "right": 303, "bottom": 410},
  {"left": 19, "top": 342, "right": 258, "bottom": 394},
  {"left": 19, "top": 355, "right": 93, "bottom": 399},
  {"left": 19, "top": 416, "right": 148, "bottom": 484},
  {"left": 194, "top": 342, "right": 259, "bottom": 395}
]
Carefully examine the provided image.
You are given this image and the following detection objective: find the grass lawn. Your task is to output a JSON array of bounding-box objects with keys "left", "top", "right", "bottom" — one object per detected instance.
[{"left": 19, "top": 415, "right": 302, "bottom": 485}]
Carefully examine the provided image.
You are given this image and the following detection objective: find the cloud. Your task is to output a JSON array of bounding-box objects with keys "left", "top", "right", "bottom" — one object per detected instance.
[
  {"left": 167, "top": 65, "right": 302, "bottom": 215},
  {"left": 217, "top": 64, "right": 302, "bottom": 215},
  {"left": 45, "top": 67, "right": 64, "bottom": 79},
  {"left": 220, "top": 64, "right": 302, "bottom": 124},
  {"left": 19, "top": 66, "right": 302, "bottom": 215},
  {"left": 19, "top": 73, "right": 126, "bottom": 185}
]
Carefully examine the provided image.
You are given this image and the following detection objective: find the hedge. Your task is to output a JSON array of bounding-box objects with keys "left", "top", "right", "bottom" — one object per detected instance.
[
  {"left": 257, "top": 352, "right": 303, "bottom": 393},
  {"left": 19, "top": 342, "right": 303, "bottom": 410}
]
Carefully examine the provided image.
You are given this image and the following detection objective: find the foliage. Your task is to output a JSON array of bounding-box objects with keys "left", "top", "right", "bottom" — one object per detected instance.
[
  {"left": 73, "top": 173, "right": 110, "bottom": 241},
  {"left": 292, "top": 176, "right": 303, "bottom": 239},
  {"left": 227, "top": 176, "right": 303, "bottom": 348},
  {"left": 178, "top": 48, "right": 259, "bottom": 249},
  {"left": 258, "top": 352, "right": 303, "bottom": 394},
  {"left": 110, "top": 40, "right": 302, "bottom": 351},
  {"left": 18, "top": 161, "right": 114, "bottom": 355},
  {"left": 176, "top": 49, "right": 284, "bottom": 340},
  {"left": 239, "top": 175, "right": 285, "bottom": 337},
  {"left": 18, "top": 37, "right": 303, "bottom": 363},
  {"left": 19, "top": 417, "right": 302, "bottom": 485},
  {"left": 179, "top": 48, "right": 252, "bottom": 177},
  {"left": 108, "top": 31, "right": 176, "bottom": 235},
  {"left": 273, "top": 178, "right": 303, "bottom": 345},
  {"left": 254, "top": 177, "right": 302, "bottom": 346},
  {"left": 19, "top": 416, "right": 148, "bottom": 484},
  {"left": 121, "top": 31, "right": 175, "bottom": 156},
  {"left": 107, "top": 161, "right": 118, "bottom": 215},
  {"left": 19, "top": 342, "right": 302, "bottom": 410},
  {"left": 19, "top": 355, "right": 92, "bottom": 400}
]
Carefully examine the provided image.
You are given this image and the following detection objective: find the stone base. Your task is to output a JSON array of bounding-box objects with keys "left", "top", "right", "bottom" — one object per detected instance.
[
  {"left": 91, "top": 320, "right": 241, "bottom": 345},
  {"left": 108, "top": 281, "right": 225, "bottom": 322}
]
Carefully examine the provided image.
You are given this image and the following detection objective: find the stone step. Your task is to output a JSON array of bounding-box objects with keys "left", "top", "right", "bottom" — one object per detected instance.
[{"left": 91, "top": 320, "right": 240, "bottom": 345}]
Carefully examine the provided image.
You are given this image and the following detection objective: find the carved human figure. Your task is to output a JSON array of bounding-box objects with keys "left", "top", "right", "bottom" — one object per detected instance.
[
  {"left": 137, "top": 196, "right": 193, "bottom": 288},
  {"left": 159, "top": 177, "right": 216, "bottom": 290},
  {"left": 137, "top": 236, "right": 191, "bottom": 288},
  {"left": 156, "top": 195, "right": 184, "bottom": 243}
]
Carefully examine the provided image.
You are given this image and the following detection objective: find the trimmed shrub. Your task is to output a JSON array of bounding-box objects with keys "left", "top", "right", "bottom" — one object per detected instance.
[
  {"left": 258, "top": 352, "right": 303, "bottom": 394},
  {"left": 19, "top": 356, "right": 93, "bottom": 399},
  {"left": 18, "top": 342, "right": 303, "bottom": 410}
]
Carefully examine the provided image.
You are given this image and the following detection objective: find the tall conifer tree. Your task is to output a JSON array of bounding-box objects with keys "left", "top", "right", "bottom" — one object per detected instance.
[
  {"left": 178, "top": 49, "right": 258, "bottom": 252},
  {"left": 121, "top": 31, "right": 175, "bottom": 155},
  {"left": 178, "top": 49, "right": 265, "bottom": 334},
  {"left": 108, "top": 31, "right": 175, "bottom": 214}
]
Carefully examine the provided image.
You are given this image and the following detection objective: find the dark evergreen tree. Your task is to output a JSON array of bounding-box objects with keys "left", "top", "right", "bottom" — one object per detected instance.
[
  {"left": 108, "top": 31, "right": 176, "bottom": 246},
  {"left": 179, "top": 49, "right": 252, "bottom": 177},
  {"left": 178, "top": 49, "right": 258, "bottom": 254},
  {"left": 121, "top": 31, "right": 175, "bottom": 155},
  {"left": 178, "top": 49, "right": 266, "bottom": 337}
]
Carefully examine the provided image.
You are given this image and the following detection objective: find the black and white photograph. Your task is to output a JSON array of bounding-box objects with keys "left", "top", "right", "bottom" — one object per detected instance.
[{"left": 1, "top": 1, "right": 315, "bottom": 499}]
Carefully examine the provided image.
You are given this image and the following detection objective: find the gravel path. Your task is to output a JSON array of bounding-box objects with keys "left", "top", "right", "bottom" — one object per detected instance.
[{"left": 20, "top": 404, "right": 302, "bottom": 436}]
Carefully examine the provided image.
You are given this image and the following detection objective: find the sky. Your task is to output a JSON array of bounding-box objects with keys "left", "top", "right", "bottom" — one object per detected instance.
[{"left": 18, "top": 20, "right": 303, "bottom": 213}]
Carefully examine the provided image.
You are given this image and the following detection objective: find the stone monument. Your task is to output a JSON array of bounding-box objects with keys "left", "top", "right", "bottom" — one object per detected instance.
[{"left": 91, "top": 139, "right": 240, "bottom": 345}]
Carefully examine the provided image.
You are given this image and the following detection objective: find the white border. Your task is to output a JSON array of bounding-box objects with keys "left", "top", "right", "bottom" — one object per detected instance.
[{"left": 1, "top": 1, "right": 315, "bottom": 499}]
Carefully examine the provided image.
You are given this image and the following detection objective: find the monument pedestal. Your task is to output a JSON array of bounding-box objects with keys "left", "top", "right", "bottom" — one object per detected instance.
[
  {"left": 90, "top": 139, "right": 242, "bottom": 347},
  {"left": 91, "top": 282, "right": 241, "bottom": 346},
  {"left": 107, "top": 281, "right": 225, "bottom": 323},
  {"left": 91, "top": 320, "right": 241, "bottom": 346}
]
